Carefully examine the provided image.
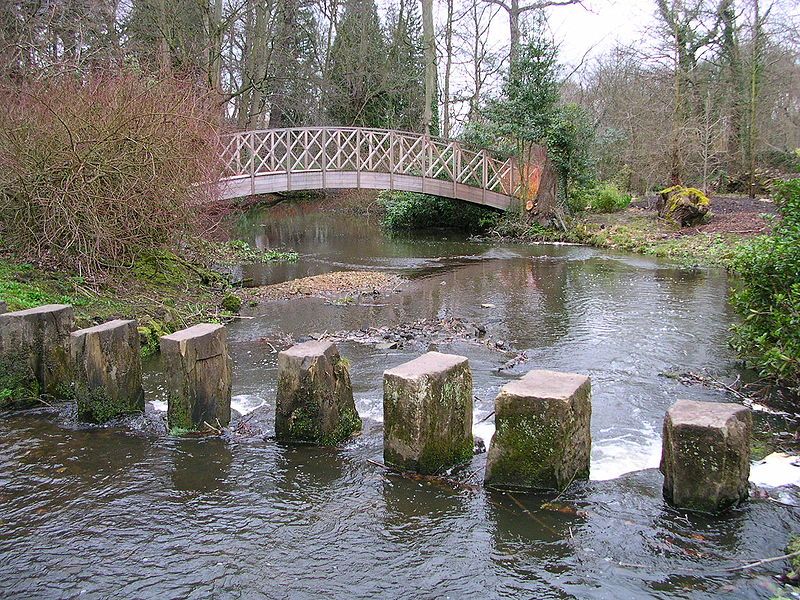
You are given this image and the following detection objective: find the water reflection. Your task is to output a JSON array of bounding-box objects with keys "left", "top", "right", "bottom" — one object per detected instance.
[{"left": 2, "top": 209, "right": 799, "bottom": 599}]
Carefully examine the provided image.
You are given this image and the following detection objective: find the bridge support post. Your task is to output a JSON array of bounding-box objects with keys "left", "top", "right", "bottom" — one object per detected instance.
[
  {"left": 71, "top": 319, "right": 144, "bottom": 423},
  {"left": 0, "top": 304, "right": 74, "bottom": 408},
  {"left": 275, "top": 340, "right": 362, "bottom": 445},
  {"left": 484, "top": 370, "right": 592, "bottom": 492},
  {"left": 660, "top": 399, "right": 751, "bottom": 514},
  {"left": 160, "top": 323, "right": 232, "bottom": 432},
  {"left": 383, "top": 352, "right": 473, "bottom": 474}
]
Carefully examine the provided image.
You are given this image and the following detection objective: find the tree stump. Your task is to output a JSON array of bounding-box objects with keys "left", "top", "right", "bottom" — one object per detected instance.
[{"left": 657, "top": 186, "right": 710, "bottom": 227}]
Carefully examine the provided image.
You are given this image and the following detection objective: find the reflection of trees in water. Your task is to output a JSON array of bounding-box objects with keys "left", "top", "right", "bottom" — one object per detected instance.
[
  {"left": 271, "top": 445, "right": 345, "bottom": 500},
  {"left": 12, "top": 420, "right": 150, "bottom": 485},
  {"left": 405, "top": 257, "right": 572, "bottom": 349}
]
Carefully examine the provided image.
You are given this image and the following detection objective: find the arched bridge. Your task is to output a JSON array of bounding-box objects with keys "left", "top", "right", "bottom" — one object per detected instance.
[{"left": 218, "top": 127, "right": 524, "bottom": 210}]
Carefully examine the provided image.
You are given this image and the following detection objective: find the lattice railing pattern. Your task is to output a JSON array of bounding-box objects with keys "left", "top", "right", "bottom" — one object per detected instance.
[{"left": 219, "top": 127, "right": 521, "bottom": 199}]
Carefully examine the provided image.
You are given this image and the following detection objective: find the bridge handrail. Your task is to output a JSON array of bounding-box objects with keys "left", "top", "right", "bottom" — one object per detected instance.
[{"left": 218, "top": 126, "right": 521, "bottom": 201}]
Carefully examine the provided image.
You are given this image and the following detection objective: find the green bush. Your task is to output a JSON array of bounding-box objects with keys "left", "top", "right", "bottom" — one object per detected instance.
[
  {"left": 570, "top": 182, "right": 631, "bottom": 213},
  {"left": 379, "top": 191, "right": 501, "bottom": 232},
  {"left": 730, "top": 179, "right": 800, "bottom": 394}
]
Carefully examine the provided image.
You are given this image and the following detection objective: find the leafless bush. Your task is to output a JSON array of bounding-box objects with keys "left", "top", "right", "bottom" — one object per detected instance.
[{"left": 0, "top": 75, "right": 221, "bottom": 276}]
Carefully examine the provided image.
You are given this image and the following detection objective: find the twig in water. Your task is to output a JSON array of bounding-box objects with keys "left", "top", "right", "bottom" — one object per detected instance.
[
  {"left": 476, "top": 410, "right": 495, "bottom": 424},
  {"left": 724, "top": 549, "right": 800, "bottom": 572},
  {"left": 203, "top": 420, "right": 222, "bottom": 434}
]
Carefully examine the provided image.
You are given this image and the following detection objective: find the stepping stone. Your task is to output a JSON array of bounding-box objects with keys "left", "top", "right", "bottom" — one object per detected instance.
[
  {"left": 485, "top": 369, "right": 592, "bottom": 492},
  {"left": 383, "top": 351, "right": 473, "bottom": 474},
  {"left": 0, "top": 304, "right": 74, "bottom": 407},
  {"left": 160, "top": 323, "right": 232, "bottom": 432},
  {"left": 71, "top": 319, "right": 144, "bottom": 423},
  {"left": 660, "top": 399, "right": 751, "bottom": 514},
  {"left": 276, "top": 340, "right": 361, "bottom": 445}
]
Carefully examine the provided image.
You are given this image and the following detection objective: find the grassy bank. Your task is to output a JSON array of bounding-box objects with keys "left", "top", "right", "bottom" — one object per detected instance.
[
  {"left": 0, "top": 240, "right": 297, "bottom": 357},
  {"left": 488, "top": 210, "right": 749, "bottom": 267}
]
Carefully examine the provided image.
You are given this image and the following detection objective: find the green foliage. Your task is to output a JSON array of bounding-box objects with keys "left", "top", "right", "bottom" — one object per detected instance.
[
  {"left": 463, "top": 24, "right": 595, "bottom": 201},
  {"left": 571, "top": 182, "right": 632, "bottom": 213},
  {"left": 221, "top": 293, "right": 242, "bottom": 313},
  {"left": 326, "top": 0, "right": 389, "bottom": 127},
  {"left": 379, "top": 190, "right": 501, "bottom": 232},
  {"left": 384, "top": 2, "right": 426, "bottom": 131},
  {"left": 546, "top": 103, "right": 596, "bottom": 192},
  {"left": 0, "top": 260, "right": 88, "bottom": 310},
  {"left": 223, "top": 240, "right": 299, "bottom": 263},
  {"left": 730, "top": 179, "right": 800, "bottom": 393}
]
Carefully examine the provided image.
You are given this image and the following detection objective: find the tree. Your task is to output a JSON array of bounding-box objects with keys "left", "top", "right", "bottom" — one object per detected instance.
[
  {"left": 385, "top": 1, "right": 426, "bottom": 131},
  {"left": 482, "top": 0, "right": 584, "bottom": 68},
  {"left": 421, "top": 0, "right": 439, "bottom": 134},
  {"left": 326, "top": 0, "right": 389, "bottom": 126},
  {"left": 654, "top": 0, "right": 731, "bottom": 184}
]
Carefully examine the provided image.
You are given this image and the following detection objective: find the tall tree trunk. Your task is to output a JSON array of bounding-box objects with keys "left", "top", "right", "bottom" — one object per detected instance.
[
  {"left": 422, "top": 0, "right": 437, "bottom": 135},
  {"left": 443, "top": 0, "right": 454, "bottom": 137},
  {"left": 747, "top": 0, "right": 764, "bottom": 198}
]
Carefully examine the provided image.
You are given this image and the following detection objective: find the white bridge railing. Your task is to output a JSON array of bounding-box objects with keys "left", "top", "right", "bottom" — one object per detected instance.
[{"left": 217, "top": 127, "right": 522, "bottom": 210}]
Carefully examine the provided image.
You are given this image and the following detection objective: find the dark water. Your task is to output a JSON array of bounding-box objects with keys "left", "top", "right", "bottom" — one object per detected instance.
[{"left": 2, "top": 202, "right": 799, "bottom": 599}]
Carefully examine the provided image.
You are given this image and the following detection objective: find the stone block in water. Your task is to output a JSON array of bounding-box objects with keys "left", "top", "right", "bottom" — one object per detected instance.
[
  {"left": 484, "top": 369, "right": 592, "bottom": 492},
  {"left": 276, "top": 340, "right": 361, "bottom": 445},
  {"left": 70, "top": 319, "right": 145, "bottom": 423},
  {"left": 0, "top": 304, "right": 74, "bottom": 407},
  {"left": 383, "top": 351, "right": 473, "bottom": 474},
  {"left": 660, "top": 399, "right": 751, "bottom": 514},
  {"left": 160, "top": 323, "right": 232, "bottom": 432}
]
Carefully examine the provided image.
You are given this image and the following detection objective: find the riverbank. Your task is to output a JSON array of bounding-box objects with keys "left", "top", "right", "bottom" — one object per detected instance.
[
  {"left": 484, "top": 194, "right": 776, "bottom": 268},
  {"left": 0, "top": 239, "right": 298, "bottom": 356}
]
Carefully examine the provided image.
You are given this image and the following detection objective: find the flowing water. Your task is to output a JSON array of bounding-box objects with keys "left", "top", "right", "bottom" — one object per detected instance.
[{"left": 2, "top": 201, "right": 799, "bottom": 599}]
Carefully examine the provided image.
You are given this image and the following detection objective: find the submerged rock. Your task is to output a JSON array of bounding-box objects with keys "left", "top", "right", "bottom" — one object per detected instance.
[
  {"left": 383, "top": 351, "right": 474, "bottom": 475},
  {"left": 71, "top": 319, "right": 145, "bottom": 423},
  {"left": 660, "top": 399, "right": 751, "bottom": 514},
  {"left": 485, "top": 369, "right": 592, "bottom": 492},
  {"left": 160, "top": 323, "right": 233, "bottom": 432},
  {"left": 0, "top": 304, "right": 74, "bottom": 408},
  {"left": 275, "top": 340, "right": 362, "bottom": 445}
]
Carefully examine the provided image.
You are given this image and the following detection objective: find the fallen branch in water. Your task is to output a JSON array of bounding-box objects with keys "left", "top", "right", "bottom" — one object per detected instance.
[
  {"left": 367, "top": 459, "right": 479, "bottom": 491},
  {"left": 724, "top": 549, "right": 800, "bottom": 572}
]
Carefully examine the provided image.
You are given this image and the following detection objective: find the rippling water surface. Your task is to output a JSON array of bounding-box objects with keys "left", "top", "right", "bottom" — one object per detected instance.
[{"left": 2, "top": 202, "right": 798, "bottom": 599}]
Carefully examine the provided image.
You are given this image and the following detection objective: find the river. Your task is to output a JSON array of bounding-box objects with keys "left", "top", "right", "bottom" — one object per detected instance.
[{"left": 1, "top": 201, "right": 798, "bottom": 599}]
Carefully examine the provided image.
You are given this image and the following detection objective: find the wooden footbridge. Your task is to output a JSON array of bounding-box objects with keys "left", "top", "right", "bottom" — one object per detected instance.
[{"left": 218, "top": 127, "right": 527, "bottom": 210}]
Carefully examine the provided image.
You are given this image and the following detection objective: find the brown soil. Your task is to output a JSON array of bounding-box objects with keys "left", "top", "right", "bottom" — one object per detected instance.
[
  {"left": 632, "top": 193, "right": 777, "bottom": 236},
  {"left": 241, "top": 270, "right": 402, "bottom": 302}
]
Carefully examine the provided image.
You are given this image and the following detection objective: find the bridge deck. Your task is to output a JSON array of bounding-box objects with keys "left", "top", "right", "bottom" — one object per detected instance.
[{"left": 218, "top": 127, "right": 521, "bottom": 211}]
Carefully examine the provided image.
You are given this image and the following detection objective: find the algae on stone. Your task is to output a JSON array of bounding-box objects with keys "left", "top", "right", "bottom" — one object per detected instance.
[
  {"left": 275, "top": 340, "right": 362, "bottom": 445},
  {"left": 383, "top": 352, "right": 473, "bottom": 475},
  {"left": 71, "top": 319, "right": 145, "bottom": 423},
  {"left": 484, "top": 369, "right": 592, "bottom": 492},
  {"left": 0, "top": 304, "right": 74, "bottom": 407}
]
